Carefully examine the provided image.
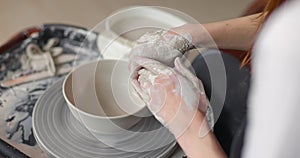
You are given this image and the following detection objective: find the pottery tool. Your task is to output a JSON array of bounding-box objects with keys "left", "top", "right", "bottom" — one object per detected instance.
[{"left": 0, "top": 39, "right": 75, "bottom": 87}]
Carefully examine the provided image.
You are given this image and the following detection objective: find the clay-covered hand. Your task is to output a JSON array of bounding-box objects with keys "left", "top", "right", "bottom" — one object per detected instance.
[
  {"left": 131, "top": 56, "right": 213, "bottom": 138},
  {"left": 129, "top": 29, "right": 194, "bottom": 78}
]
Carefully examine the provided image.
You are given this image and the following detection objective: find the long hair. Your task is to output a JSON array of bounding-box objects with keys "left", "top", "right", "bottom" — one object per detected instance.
[{"left": 241, "top": 0, "right": 287, "bottom": 67}]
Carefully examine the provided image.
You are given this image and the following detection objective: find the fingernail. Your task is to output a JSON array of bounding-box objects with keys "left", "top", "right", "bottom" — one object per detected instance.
[
  {"left": 174, "top": 57, "right": 181, "bottom": 69},
  {"left": 138, "top": 69, "right": 146, "bottom": 75}
]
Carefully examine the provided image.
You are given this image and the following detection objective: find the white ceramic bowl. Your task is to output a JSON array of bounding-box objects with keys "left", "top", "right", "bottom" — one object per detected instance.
[
  {"left": 106, "top": 6, "right": 188, "bottom": 40},
  {"left": 97, "top": 6, "right": 190, "bottom": 60},
  {"left": 62, "top": 59, "right": 150, "bottom": 134}
]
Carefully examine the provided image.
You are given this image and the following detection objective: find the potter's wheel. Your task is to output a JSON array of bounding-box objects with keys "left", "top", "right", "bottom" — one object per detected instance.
[{"left": 32, "top": 79, "right": 178, "bottom": 157}]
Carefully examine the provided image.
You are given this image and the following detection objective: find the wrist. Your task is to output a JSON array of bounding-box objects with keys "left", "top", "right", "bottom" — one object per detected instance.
[
  {"left": 177, "top": 110, "right": 226, "bottom": 158},
  {"left": 172, "top": 24, "right": 217, "bottom": 49},
  {"left": 167, "top": 24, "right": 198, "bottom": 52}
]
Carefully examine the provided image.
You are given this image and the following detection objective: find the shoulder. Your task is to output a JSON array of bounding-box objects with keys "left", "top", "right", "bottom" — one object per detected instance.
[
  {"left": 254, "top": 0, "right": 300, "bottom": 64},
  {"left": 243, "top": 2, "right": 300, "bottom": 158}
]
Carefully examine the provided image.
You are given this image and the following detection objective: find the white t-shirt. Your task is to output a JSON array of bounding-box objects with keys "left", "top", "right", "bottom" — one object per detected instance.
[{"left": 243, "top": 0, "right": 300, "bottom": 157}]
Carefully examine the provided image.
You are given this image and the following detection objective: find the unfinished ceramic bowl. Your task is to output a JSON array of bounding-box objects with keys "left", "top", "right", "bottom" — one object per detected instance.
[{"left": 62, "top": 59, "right": 150, "bottom": 133}]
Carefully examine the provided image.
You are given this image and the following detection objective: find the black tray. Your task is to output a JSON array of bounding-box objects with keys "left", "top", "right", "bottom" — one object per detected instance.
[{"left": 0, "top": 23, "right": 99, "bottom": 158}]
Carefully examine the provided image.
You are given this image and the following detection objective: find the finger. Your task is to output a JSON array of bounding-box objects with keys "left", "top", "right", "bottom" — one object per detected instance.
[
  {"left": 139, "top": 70, "right": 174, "bottom": 91},
  {"left": 174, "top": 57, "right": 207, "bottom": 111},
  {"left": 138, "top": 68, "right": 158, "bottom": 85},
  {"left": 199, "top": 104, "right": 214, "bottom": 138},
  {"left": 198, "top": 94, "right": 208, "bottom": 113},
  {"left": 136, "top": 30, "right": 167, "bottom": 44},
  {"left": 133, "top": 56, "right": 173, "bottom": 75},
  {"left": 148, "top": 84, "right": 166, "bottom": 115},
  {"left": 138, "top": 73, "right": 152, "bottom": 90},
  {"left": 174, "top": 57, "right": 199, "bottom": 88},
  {"left": 129, "top": 62, "right": 142, "bottom": 80},
  {"left": 133, "top": 56, "right": 161, "bottom": 68},
  {"left": 131, "top": 79, "right": 150, "bottom": 103}
]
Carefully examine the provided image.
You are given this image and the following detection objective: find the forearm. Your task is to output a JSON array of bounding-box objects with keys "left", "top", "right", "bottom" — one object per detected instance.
[
  {"left": 177, "top": 111, "right": 227, "bottom": 158},
  {"left": 174, "top": 13, "right": 261, "bottom": 51},
  {"left": 203, "top": 13, "right": 261, "bottom": 51}
]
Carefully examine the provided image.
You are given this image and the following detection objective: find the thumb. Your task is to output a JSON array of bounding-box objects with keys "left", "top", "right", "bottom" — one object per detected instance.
[
  {"left": 148, "top": 84, "right": 166, "bottom": 115},
  {"left": 174, "top": 57, "right": 198, "bottom": 88}
]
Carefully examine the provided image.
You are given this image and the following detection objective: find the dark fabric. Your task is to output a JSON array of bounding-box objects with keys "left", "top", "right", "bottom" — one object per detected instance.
[
  {"left": 191, "top": 49, "right": 250, "bottom": 157},
  {"left": 230, "top": 118, "right": 247, "bottom": 158},
  {"left": 0, "top": 139, "right": 28, "bottom": 158}
]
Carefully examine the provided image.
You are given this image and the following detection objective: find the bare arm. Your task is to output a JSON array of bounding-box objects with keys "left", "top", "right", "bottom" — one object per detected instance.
[
  {"left": 172, "top": 13, "right": 261, "bottom": 51},
  {"left": 177, "top": 111, "right": 227, "bottom": 158},
  {"left": 203, "top": 13, "right": 260, "bottom": 51}
]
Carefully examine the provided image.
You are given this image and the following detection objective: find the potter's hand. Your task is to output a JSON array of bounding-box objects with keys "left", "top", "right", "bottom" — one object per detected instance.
[
  {"left": 129, "top": 29, "right": 193, "bottom": 78},
  {"left": 131, "top": 57, "right": 213, "bottom": 138}
]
